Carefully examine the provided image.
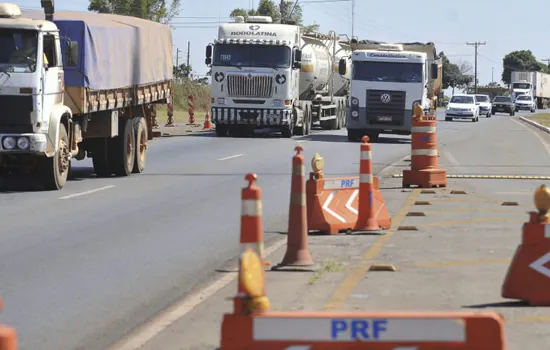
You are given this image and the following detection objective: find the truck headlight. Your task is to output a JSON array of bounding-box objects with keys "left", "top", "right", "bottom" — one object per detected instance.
[
  {"left": 17, "top": 137, "right": 30, "bottom": 150},
  {"left": 2, "top": 136, "right": 16, "bottom": 150},
  {"left": 216, "top": 97, "right": 225, "bottom": 105},
  {"left": 351, "top": 97, "right": 359, "bottom": 106},
  {"left": 351, "top": 110, "right": 359, "bottom": 118},
  {"left": 273, "top": 99, "right": 282, "bottom": 107}
]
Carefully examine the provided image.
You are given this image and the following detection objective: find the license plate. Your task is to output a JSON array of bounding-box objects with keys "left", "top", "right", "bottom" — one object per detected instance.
[
  {"left": 497, "top": 108, "right": 503, "bottom": 111},
  {"left": 377, "top": 116, "right": 392, "bottom": 121}
]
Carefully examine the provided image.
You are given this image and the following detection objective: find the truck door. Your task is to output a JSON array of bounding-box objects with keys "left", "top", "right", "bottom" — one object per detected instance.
[{"left": 41, "top": 33, "right": 63, "bottom": 121}]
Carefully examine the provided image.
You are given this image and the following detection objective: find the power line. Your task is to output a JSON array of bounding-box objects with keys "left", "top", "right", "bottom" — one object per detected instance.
[{"left": 466, "top": 41, "right": 486, "bottom": 93}]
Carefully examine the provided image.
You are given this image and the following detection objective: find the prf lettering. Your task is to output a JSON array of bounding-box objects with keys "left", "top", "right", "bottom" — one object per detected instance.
[
  {"left": 331, "top": 319, "right": 388, "bottom": 340},
  {"left": 340, "top": 179, "right": 355, "bottom": 188}
]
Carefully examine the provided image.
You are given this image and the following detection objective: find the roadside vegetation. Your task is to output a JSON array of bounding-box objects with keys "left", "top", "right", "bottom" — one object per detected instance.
[{"left": 526, "top": 113, "right": 550, "bottom": 128}]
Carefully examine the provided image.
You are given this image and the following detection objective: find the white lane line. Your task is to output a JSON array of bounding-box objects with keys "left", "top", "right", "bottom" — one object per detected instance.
[
  {"left": 106, "top": 238, "right": 287, "bottom": 350},
  {"left": 217, "top": 153, "right": 244, "bottom": 161},
  {"left": 58, "top": 185, "right": 116, "bottom": 200},
  {"left": 513, "top": 118, "right": 550, "bottom": 156},
  {"left": 443, "top": 150, "right": 460, "bottom": 166}
]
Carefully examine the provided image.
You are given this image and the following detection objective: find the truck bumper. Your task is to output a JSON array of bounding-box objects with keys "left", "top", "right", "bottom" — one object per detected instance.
[
  {"left": 211, "top": 107, "right": 292, "bottom": 126},
  {"left": 0, "top": 133, "right": 47, "bottom": 154},
  {"left": 346, "top": 107, "right": 413, "bottom": 135}
]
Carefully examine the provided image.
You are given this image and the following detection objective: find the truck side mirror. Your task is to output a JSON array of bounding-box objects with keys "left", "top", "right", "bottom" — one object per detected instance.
[
  {"left": 294, "top": 49, "right": 302, "bottom": 62},
  {"left": 65, "top": 41, "right": 79, "bottom": 67},
  {"left": 430, "top": 63, "right": 438, "bottom": 79},
  {"left": 206, "top": 45, "right": 212, "bottom": 59},
  {"left": 339, "top": 58, "right": 347, "bottom": 76}
]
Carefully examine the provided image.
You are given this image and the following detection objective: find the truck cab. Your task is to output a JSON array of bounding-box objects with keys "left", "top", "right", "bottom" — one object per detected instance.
[
  {"left": 341, "top": 42, "right": 439, "bottom": 142},
  {"left": 510, "top": 80, "right": 533, "bottom": 101}
]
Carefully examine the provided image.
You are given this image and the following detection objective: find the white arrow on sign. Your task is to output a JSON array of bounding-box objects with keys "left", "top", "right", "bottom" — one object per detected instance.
[
  {"left": 323, "top": 191, "right": 346, "bottom": 223},
  {"left": 345, "top": 189, "right": 359, "bottom": 215},
  {"left": 529, "top": 251, "right": 550, "bottom": 278}
]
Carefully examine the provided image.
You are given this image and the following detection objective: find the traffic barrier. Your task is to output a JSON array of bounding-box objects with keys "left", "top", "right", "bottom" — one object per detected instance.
[
  {"left": 0, "top": 298, "right": 17, "bottom": 350},
  {"left": 203, "top": 109, "right": 212, "bottom": 129},
  {"left": 165, "top": 90, "right": 175, "bottom": 127},
  {"left": 502, "top": 184, "right": 550, "bottom": 305},
  {"left": 273, "top": 146, "right": 314, "bottom": 270},
  {"left": 240, "top": 173, "right": 270, "bottom": 266},
  {"left": 187, "top": 95, "right": 196, "bottom": 125},
  {"left": 353, "top": 136, "right": 390, "bottom": 234},
  {"left": 220, "top": 249, "right": 507, "bottom": 350},
  {"left": 402, "top": 105, "right": 447, "bottom": 188},
  {"left": 306, "top": 149, "right": 390, "bottom": 235}
]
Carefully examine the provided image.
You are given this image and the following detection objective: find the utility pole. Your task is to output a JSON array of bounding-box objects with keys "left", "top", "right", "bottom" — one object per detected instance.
[
  {"left": 492, "top": 67, "right": 494, "bottom": 83},
  {"left": 351, "top": 0, "right": 355, "bottom": 39},
  {"left": 176, "top": 48, "right": 182, "bottom": 66},
  {"left": 542, "top": 58, "right": 550, "bottom": 69},
  {"left": 466, "top": 41, "right": 486, "bottom": 93},
  {"left": 186, "top": 41, "right": 191, "bottom": 67}
]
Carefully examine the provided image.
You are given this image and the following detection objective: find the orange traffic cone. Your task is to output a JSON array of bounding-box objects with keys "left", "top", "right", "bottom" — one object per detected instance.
[
  {"left": 353, "top": 136, "right": 383, "bottom": 234},
  {"left": 240, "top": 173, "right": 270, "bottom": 266},
  {"left": 0, "top": 298, "right": 17, "bottom": 350},
  {"left": 273, "top": 145, "right": 315, "bottom": 271},
  {"left": 203, "top": 109, "right": 212, "bottom": 129},
  {"left": 502, "top": 185, "right": 550, "bottom": 305}
]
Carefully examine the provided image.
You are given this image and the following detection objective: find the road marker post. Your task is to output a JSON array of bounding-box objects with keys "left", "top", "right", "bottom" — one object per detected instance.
[{"left": 502, "top": 184, "right": 550, "bottom": 305}]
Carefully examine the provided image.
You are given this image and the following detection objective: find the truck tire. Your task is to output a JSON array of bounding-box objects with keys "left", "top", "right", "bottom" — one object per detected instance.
[
  {"left": 112, "top": 118, "right": 136, "bottom": 177},
  {"left": 304, "top": 107, "right": 312, "bottom": 135},
  {"left": 282, "top": 110, "right": 295, "bottom": 138},
  {"left": 133, "top": 116, "right": 148, "bottom": 174},
  {"left": 39, "top": 123, "right": 70, "bottom": 190}
]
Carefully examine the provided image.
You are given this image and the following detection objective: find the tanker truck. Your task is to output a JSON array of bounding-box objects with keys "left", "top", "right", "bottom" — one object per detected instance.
[
  {"left": 205, "top": 16, "right": 351, "bottom": 138},
  {"left": 0, "top": 3, "right": 173, "bottom": 190},
  {"left": 339, "top": 40, "right": 441, "bottom": 142}
]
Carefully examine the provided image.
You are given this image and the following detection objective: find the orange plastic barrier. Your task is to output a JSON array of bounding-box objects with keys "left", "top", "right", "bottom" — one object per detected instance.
[
  {"left": 0, "top": 298, "right": 17, "bottom": 350},
  {"left": 240, "top": 173, "right": 270, "bottom": 266},
  {"left": 502, "top": 185, "right": 550, "bottom": 305},
  {"left": 402, "top": 110, "right": 447, "bottom": 188},
  {"left": 203, "top": 109, "right": 212, "bottom": 129},
  {"left": 306, "top": 141, "right": 390, "bottom": 234},
  {"left": 220, "top": 250, "right": 507, "bottom": 350},
  {"left": 275, "top": 146, "right": 314, "bottom": 270}
]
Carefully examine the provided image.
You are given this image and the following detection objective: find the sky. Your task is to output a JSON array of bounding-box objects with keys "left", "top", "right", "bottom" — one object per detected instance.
[{"left": 15, "top": 0, "right": 550, "bottom": 95}]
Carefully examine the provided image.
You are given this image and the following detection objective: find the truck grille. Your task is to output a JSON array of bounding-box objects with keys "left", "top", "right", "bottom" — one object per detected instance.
[
  {"left": 0, "top": 95, "right": 34, "bottom": 133},
  {"left": 227, "top": 74, "right": 273, "bottom": 98},
  {"left": 366, "top": 90, "right": 406, "bottom": 126}
]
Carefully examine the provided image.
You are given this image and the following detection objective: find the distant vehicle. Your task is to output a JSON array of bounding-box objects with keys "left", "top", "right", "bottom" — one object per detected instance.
[
  {"left": 445, "top": 94, "right": 480, "bottom": 122},
  {"left": 474, "top": 94, "right": 492, "bottom": 118},
  {"left": 514, "top": 95, "right": 536, "bottom": 113},
  {"left": 491, "top": 96, "right": 515, "bottom": 116},
  {"left": 510, "top": 71, "right": 550, "bottom": 108}
]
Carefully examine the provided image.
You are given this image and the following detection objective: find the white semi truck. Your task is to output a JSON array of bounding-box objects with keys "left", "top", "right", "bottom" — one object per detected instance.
[
  {"left": 510, "top": 71, "right": 550, "bottom": 108},
  {"left": 205, "top": 16, "right": 351, "bottom": 138},
  {"left": 339, "top": 40, "right": 442, "bottom": 142}
]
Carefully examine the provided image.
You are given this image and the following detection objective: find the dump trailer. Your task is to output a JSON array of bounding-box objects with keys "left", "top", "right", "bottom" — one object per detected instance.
[
  {"left": 510, "top": 71, "right": 550, "bottom": 108},
  {"left": 205, "top": 15, "right": 351, "bottom": 138},
  {"left": 0, "top": 3, "right": 173, "bottom": 190},
  {"left": 339, "top": 40, "right": 441, "bottom": 142}
]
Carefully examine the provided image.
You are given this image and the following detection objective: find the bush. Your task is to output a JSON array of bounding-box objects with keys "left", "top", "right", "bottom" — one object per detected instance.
[{"left": 172, "top": 79, "right": 211, "bottom": 111}]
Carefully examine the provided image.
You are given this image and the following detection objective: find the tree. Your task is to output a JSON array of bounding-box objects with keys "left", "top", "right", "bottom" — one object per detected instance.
[
  {"left": 88, "top": 0, "right": 181, "bottom": 23},
  {"left": 501, "top": 50, "right": 549, "bottom": 85},
  {"left": 229, "top": 0, "right": 317, "bottom": 31},
  {"left": 439, "top": 52, "right": 473, "bottom": 94},
  {"left": 173, "top": 63, "right": 192, "bottom": 80},
  {"left": 279, "top": 0, "right": 303, "bottom": 25}
]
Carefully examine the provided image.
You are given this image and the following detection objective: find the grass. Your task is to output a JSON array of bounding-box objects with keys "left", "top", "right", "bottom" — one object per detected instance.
[
  {"left": 308, "top": 258, "right": 345, "bottom": 285},
  {"left": 157, "top": 105, "right": 206, "bottom": 124},
  {"left": 527, "top": 113, "right": 550, "bottom": 128}
]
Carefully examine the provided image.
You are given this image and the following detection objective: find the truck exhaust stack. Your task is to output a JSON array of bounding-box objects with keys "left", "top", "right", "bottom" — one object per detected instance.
[{"left": 41, "top": 0, "right": 54, "bottom": 21}]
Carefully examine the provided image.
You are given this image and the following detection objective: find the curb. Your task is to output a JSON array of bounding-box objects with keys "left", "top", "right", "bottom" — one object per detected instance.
[{"left": 518, "top": 116, "right": 550, "bottom": 135}]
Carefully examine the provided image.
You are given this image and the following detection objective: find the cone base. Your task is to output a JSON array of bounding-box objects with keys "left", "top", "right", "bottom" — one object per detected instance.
[
  {"left": 403, "top": 168, "right": 447, "bottom": 188},
  {"left": 271, "top": 262, "right": 319, "bottom": 272}
]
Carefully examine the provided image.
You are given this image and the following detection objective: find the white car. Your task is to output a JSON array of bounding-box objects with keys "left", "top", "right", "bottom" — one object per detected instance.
[
  {"left": 475, "top": 94, "right": 492, "bottom": 118},
  {"left": 445, "top": 94, "right": 480, "bottom": 122},
  {"left": 514, "top": 95, "right": 536, "bottom": 113}
]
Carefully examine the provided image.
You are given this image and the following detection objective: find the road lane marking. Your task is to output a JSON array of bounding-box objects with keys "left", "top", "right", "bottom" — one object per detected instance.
[
  {"left": 442, "top": 150, "right": 460, "bottom": 166},
  {"left": 106, "top": 237, "right": 286, "bottom": 350},
  {"left": 423, "top": 217, "right": 524, "bottom": 227},
  {"left": 413, "top": 259, "right": 511, "bottom": 268},
  {"left": 58, "top": 185, "right": 115, "bottom": 199},
  {"left": 217, "top": 153, "right": 244, "bottom": 161},
  {"left": 322, "top": 189, "right": 422, "bottom": 311}
]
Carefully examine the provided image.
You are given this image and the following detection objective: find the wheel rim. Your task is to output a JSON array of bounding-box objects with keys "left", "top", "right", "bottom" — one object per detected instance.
[
  {"left": 139, "top": 128, "right": 147, "bottom": 163},
  {"left": 126, "top": 129, "right": 134, "bottom": 169},
  {"left": 58, "top": 137, "right": 70, "bottom": 175}
]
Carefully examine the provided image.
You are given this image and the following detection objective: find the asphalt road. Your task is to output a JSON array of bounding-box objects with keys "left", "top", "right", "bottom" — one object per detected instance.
[{"left": 0, "top": 108, "right": 545, "bottom": 350}]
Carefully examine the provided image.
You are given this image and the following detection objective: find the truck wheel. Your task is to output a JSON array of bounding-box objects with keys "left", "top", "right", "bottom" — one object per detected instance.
[
  {"left": 215, "top": 124, "right": 228, "bottom": 137},
  {"left": 92, "top": 138, "right": 113, "bottom": 177},
  {"left": 282, "top": 111, "right": 295, "bottom": 138},
  {"left": 133, "top": 116, "right": 148, "bottom": 174},
  {"left": 39, "top": 123, "right": 70, "bottom": 190},
  {"left": 112, "top": 118, "right": 136, "bottom": 177},
  {"left": 304, "top": 108, "right": 312, "bottom": 135}
]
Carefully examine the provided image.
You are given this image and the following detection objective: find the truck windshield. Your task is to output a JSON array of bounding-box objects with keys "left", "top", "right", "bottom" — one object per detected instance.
[
  {"left": 213, "top": 43, "right": 291, "bottom": 68},
  {"left": 0, "top": 29, "right": 38, "bottom": 73},
  {"left": 517, "top": 95, "right": 531, "bottom": 100},
  {"left": 512, "top": 83, "right": 531, "bottom": 89},
  {"left": 352, "top": 61, "right": 422, "bottom": 83}
]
